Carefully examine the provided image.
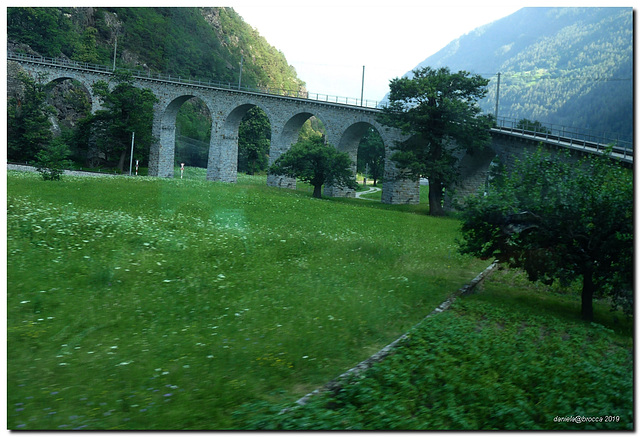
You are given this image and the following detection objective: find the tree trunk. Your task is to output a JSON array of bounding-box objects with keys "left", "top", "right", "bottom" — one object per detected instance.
[
  {"left": 428, "top": 179, "right": 445, "bottom": 216},
  {"left": 117, "top": 147, "right": 127, "bottom": 173},
  {"left": 581, "top": 269, "right": 595, "bottom": 321},
  {"left": 312, "top": 184, "right": 322, "bottom": 198}
]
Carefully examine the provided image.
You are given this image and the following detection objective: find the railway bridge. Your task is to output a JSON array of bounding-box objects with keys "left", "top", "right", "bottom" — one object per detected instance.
[{"left": 9, "top": 52, "right": 633, "bottom": 207}]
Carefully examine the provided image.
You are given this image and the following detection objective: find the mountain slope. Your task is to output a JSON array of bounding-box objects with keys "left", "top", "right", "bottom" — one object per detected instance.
[
  {"left": 7, "top": 7, "right": 305, "bottom": 92},
  {"left": 402, "top": 7, "right": 632, "bottom": 141}
]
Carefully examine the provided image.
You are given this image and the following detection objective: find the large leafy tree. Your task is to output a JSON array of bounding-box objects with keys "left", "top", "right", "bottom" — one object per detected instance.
[
  {"left": 269, "top": 134, "right": 357, "bottom": 199},
  {"left": 7, "top": 72, "right": 54, "bottom": 163},
  {"left": 458, "top": 148, "right": 633, "bottom": 321},
  {"left": 379, "top": 67, "right": 494, "bottom": 215},
  {"left": 87, "top": 70, "right": 158, "bottom": 171}
]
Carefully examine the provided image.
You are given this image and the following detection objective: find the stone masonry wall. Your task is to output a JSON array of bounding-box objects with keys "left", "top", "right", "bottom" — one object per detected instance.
[{"left": 11, "top": 59, "right": 421, "bottom": 204}]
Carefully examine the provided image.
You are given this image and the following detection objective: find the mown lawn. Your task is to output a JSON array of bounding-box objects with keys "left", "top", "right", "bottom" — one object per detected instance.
[{"left": 7, "top": 170, "right": 487, "bottom": 430}]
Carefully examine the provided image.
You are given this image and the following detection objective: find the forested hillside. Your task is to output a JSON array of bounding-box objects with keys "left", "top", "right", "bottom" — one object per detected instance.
[
  {"left": 404, "top": 8, "right": 632, "bottom": 142},
  {"left": 7, "top": 7, "right": 306, "bottom": 171},
  {"left": 7, "top": 7, "right": 304, "bottom": 92}
]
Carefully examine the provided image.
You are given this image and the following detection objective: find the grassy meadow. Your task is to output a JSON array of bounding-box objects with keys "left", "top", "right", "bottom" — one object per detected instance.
[
  {"left": 7, "top": 169, "right": 487, "bottom": 430},
  {"left": 236, "top": 268, "right": 632, "bottom": 430}
]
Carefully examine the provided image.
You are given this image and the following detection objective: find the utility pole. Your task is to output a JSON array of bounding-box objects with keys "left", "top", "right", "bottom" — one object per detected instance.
[
  {"left": 129, "top": 132, "right": 135, "bottom": 176},
  {"left": 113, "top": 36, "right": 118, "bottom": 71},
  {"left": 494, "top": 72, "right": 501, "bottom": 119},
  {"left": 238, "top": 54, "right": 244, "bottom": 90},
  {"left": 360, "top": 65, "right": 365, "bottom": 106}
]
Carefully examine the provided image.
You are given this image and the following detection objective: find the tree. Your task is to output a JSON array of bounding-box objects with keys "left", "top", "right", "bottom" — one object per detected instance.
[
  {"left": 35, "top": 138, "right": 72, "bottom": 180},
  {"left": 516, "top": 118, "right": 551, "bottom": 135},
  {"left": 7, "top": 72, "right": 54, "bottom": 163},
  {"left": 74, "top": 26, "right": 101, "bottom": 64},
  {"left": 8, "top": 7, "right": 72, "bottom": 58},
  {"left": 269, "top": 134, "right": 358, "bottom": 199},
  {"left": 88, "top": 70, "right": 158, "bottom": 171},
  {"left": 379, "top": 67, "right": 494, "bottom": 216},
  {"left": 357, "top": 127, "right": 385, "bottom": 186},
  {"left": 238, "top": 107, "right": 270, "bottom": 175},
  {"left": 458, "top": 148, "right": 633, "bottom": 321}
]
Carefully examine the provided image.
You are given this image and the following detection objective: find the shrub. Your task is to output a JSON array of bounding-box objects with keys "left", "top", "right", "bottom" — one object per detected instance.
[{"left": 35, "top": 139, "right": 72, "bottom": 180}]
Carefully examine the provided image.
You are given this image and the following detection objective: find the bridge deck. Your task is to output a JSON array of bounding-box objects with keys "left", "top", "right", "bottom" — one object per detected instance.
[
  {"left": 10, "top": 51, "right": 632, "bottom": 165},
  {"left": 8, "top": 51, "right": 382, "bottom": 111},
  {"left": 491, "top": 127, "right": 633, "bottom": 164}
]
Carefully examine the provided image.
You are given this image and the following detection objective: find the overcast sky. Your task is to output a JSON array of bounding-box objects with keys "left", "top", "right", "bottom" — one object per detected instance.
[
  {"left": 231, "top": 1, "right": 518, "bottom": 103},
  {"left": 231, "top": 0, "right": 609, "bottom": 104}
]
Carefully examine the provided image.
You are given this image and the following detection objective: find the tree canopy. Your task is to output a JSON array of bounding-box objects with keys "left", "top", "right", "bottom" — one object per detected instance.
[
  {"left": 458, "top": 148, "right": 633, "bottom": 321},
  {"left": 238, "top": 107, "right": 271, "bottom": 175},
  {"left": 357, "top": 127, "right": 385, "bottom": 186},
  {"left": 379, "top": 66, "right": 494, "bottom": 215},
  {"left": 85, "top": 70, "right": 158, "bottom": 171},
  {"left": 269, "top": 135, "right": 357, "bottom": 199},
  {"left": 7, "top": 72, "right": 54, "bottom": 163}
]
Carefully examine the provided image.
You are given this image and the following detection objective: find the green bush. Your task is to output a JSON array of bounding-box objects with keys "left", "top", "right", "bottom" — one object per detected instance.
[{"left": 35, "top": 139, "right": 72, "bottom": 180}]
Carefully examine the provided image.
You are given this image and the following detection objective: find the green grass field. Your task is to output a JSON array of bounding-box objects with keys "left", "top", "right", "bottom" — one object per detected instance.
[
  {"left": 7, "top": 169, "right": 488, "bottom": 430},
  {"left": 236, "top": 268, "right": 632, "bottom": 430}
]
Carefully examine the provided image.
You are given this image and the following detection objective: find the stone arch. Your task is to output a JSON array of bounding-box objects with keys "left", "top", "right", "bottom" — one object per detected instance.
[
  {"left": 174, "top": 97, "right": 214, "bottom": 171},
  {"left": 443, "top": 141, "right": 498, "bottom": 209},
  {"left": 152, "top": 94, "right": 214, "bottom": 178},
  {"left": 21, "top": 67, "right": 101, "bottom": 114},
  {"left": 323, "top": 121, "right": 381, "bottom": 198},
  {"left": 207, "top": 102, "right": 274, "bottom": 183},
  {"left": 44, "top": 76, "right": 97, "bottom": 114},
  {"left": 37, "top": 76, "right": 95, "bottom": 144},
  {"left": 267, "top": 111, "right": 324, "bottom": 189}
]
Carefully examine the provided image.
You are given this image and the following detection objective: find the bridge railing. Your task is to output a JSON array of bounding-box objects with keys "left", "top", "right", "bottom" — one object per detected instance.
[
  {"left": 8, "top": 51, "right": 382, "bottom": 109},
  {"left": 494, "top": 116, "right": 633, "bottom": 161}
]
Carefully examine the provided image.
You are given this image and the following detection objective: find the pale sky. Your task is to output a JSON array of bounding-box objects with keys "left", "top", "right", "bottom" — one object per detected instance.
[
  {"left": 230, "top": 1, "right": 519, "bottom": 103},
  {"left": 2, "top": 0, "right": 622, "bottom": 104},
  {"left": 230, "top": 0, "right": 612, "bottom": 104}
]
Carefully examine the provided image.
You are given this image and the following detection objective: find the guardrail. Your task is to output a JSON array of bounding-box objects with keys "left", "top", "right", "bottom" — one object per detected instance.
[
  {"left": 493, "top": 116, "right": 632, "bottom": 162},
  {"left": 8, "top": 51, "right": 382, "bottom": 109}
]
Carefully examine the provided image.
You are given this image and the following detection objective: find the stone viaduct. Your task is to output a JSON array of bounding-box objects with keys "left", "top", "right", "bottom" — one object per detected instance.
[
  {"left": 10, "top": 53, "right": 420, "bottom": 203},
  {"left": 9, "top": 52, "right": 633, "bottom": 208}
]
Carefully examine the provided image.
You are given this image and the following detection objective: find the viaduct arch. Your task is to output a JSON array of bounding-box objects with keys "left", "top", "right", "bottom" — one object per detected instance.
[
  {"left": 10, "top": 55, "right": 417, "bottom": 204},
  {"left": 11, "top": 53, "right": 630, "bottom": 209}
]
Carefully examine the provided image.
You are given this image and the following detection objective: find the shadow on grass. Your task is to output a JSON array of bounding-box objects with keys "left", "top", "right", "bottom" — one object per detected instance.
[{"left": 471, "top": 267, "right": 633, "bottom": 340}]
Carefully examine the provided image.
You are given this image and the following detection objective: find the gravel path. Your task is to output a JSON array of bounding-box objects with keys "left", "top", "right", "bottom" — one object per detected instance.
[
  {"left": 355, "top": 186, "right": 381, "bottom": 200},
  {"left": 7, "top": 164, "right": 126, "bottom": 178}
]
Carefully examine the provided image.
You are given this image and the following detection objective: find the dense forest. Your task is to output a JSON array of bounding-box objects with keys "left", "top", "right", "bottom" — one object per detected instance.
[
  {"left": 7, "top": 7, "right": 304, "bottom": 91},
  {"left": 7, "top": 7, "right": 307, "bottom": 172},
  {"left": 403, "top": 7, "right": 632, "bottom": 142}
]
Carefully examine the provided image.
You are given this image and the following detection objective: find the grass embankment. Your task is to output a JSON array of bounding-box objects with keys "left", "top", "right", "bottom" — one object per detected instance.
[
  {"left": 7, "top": 170, "right": 485, "bottom": 430},
  {"left": 236, "top": 268, "right": 633, "bottom": 430}
]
